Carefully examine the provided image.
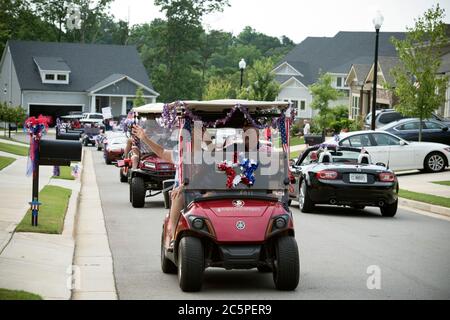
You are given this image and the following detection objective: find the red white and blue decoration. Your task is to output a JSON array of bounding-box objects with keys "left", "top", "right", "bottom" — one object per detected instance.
[
  {"left": 217, "top": 156, "right": 259, "bottom": 189},
  {"left": 24, "top": 115, "right": 48, "bottom": 176}
]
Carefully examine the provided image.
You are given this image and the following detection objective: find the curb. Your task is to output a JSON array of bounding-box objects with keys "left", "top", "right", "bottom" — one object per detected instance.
[{"left": 398, "top": 197, "right": 450, "bottom": 218}]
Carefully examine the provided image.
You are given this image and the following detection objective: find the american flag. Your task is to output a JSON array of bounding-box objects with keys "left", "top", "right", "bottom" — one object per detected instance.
[
  {"left": 279, "top": 115, "right": 290, "bottom": 154},
  {"left": 178, "top": 118, "right": 192, "bottom": 182}
]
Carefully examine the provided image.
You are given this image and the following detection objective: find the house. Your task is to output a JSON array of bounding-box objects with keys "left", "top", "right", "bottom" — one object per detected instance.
[
  {"left": 274, "top": 31, "right": 405, "bottom": 120},
  {"left": 0, "top": 40, "right": 159, "bottom": 123},
  {"left": 345, "top": 56, "right": 401, "bottom": 120},
  {"left": 437, "top": 51, "right": 450, "bottom": 118}
]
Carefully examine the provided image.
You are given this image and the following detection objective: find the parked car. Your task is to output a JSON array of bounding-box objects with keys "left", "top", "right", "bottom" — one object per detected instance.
[
  {"left": 104, "top": 136, "right": 128, "bottom": 165},
  {"left": 289, "top": 145, "right": 399, "bottom": 217},
  {"left": 336, "top": 131, "right": 450, "bottom": 172},
  {"left": 379, "top": 118, "right": 450, "bottom": 145},
  {"left": 80, "top": 113, "right": 104, "bottom": 125},
  {"left": 364, "top": 109, "right": 404, "bottom": 129}
]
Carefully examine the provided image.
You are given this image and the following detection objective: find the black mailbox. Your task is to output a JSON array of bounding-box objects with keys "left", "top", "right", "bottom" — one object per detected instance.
[
  {"left": 39, "top": 140, "right": 82, "bottom": 166},
  {"left": 56, "top": 132, "right": 81, "bottom": 140},
  {"left": 304, "top": 134, "right": 325, "bottom": 146}
]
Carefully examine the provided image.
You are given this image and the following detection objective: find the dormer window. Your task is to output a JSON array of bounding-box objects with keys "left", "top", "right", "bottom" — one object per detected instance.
[{"left": 33, "top": 56, "right": 71, "bottom": 85}]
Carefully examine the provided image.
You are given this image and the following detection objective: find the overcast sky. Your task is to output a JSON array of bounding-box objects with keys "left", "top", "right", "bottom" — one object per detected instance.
[{"left": 110, "top": 0, "right": 450, "bottom": 43}]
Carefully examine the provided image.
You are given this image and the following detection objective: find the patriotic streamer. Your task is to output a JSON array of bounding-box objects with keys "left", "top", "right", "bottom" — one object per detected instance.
[{"left": 24, "top": 115, "right": 48, "bottom": 176}]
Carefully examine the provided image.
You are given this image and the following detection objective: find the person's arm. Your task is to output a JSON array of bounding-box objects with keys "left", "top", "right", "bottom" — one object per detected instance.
[{"left": 132, "top": 125, "right": 174, "bottom": 163}]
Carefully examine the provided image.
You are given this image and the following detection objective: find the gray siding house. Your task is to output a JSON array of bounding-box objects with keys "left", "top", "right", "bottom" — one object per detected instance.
[
  {"left": 273, "top": 31, "right": 405, "bottom": 120},
  {"left": 0, "top": 40, "right": 158, "bottom": 122}
]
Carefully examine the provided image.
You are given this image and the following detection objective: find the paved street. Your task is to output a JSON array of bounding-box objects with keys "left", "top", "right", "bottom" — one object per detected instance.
[{"left": 91, "top": 149, "right": 450, "bottom": 300}]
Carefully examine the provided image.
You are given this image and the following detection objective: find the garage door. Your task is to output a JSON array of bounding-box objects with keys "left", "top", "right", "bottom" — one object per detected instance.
[{"left": 29, "top": 105, "right": 83, "bottom": 126}]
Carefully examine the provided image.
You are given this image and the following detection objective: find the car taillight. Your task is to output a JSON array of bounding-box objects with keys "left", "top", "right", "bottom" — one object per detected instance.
[
  {"left": 316, "top": 170, "right": 338, "bottom": 180},
  {"left": 379, "top": 172, "right": 395, "bottom": 182}
]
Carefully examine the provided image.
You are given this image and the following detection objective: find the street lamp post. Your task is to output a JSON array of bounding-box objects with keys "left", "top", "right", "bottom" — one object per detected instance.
[
  {"left": 239, "top": 58, "right": 246, "bottom": 89},
  {"left": 371, "top": 11, "right": 384, "bottom": 131}
]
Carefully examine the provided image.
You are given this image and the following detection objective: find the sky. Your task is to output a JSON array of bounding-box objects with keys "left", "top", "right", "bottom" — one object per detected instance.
[{"left": 110, "top": 0, "right": 450, "bottom": 43}]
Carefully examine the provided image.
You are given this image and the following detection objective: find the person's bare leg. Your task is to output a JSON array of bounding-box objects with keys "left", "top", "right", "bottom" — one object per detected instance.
[
  {"left": 168, "top": 193, "right": 184, "bottom": 242},
  {"left": 131, "top": 147, "right": 140, "bottom": 169}
]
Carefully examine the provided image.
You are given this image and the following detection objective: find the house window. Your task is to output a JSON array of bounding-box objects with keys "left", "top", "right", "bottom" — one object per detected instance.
[
  {"left": 351, "top": 96, "right": 360, "bottom": 119},
  {"left": 45, "top": 74, "right": 55, "bottom": 80},
  {"left": 57, "top": 74, "right": 67, "bottom": 81},
  {"left": 300, "top": 100, "right": 306, "bottom": 111},
  {"left": 337, "top": 77, "right": 342, "bottom": 87}
]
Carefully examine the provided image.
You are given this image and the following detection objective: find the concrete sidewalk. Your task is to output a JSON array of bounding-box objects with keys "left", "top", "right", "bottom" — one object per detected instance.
[
  {"left": 397, "top": 170, "right": 450, "bottom": 198},
  {"left": 0, "top": 149, "right": 82, "bottom": 299}
]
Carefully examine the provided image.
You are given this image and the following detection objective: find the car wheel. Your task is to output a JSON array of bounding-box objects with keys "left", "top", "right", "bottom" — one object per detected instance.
[
  {"left": 161, "top": 227, "right": 177, "bottom": 274},
  {"left": 178, "top": 237, "right": 204, "bottom": 292},
  {"left": 273, "top": 236, "right": 300, "bottom": 291},
  {"left": 131, "top": 176, "right": 146, "bottom": 208},
  {"left": 298, "top": 180, "right": 315, "bottom": 213},
  {"left": 380, "top": 199, "right": 398, "bottom": 217},
  {"left": 120, "top": 168, "right": 127, "bottom": 183},
  {"left": 352, "top": 205, "right": 365, "bottom": 210},
  {"left": 424, "top": 152, "right": 446, "bottom": 173},
  {"left": 287, "top": 200, "right": 292, "bottom": 206},
  {"left": 257, "top": 265, "right": 272, "bottom": 273}
]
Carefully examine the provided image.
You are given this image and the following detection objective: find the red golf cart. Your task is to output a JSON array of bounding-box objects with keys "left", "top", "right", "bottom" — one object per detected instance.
[{"left": 160, "top": 100, "right": 300, "bottom": 292}]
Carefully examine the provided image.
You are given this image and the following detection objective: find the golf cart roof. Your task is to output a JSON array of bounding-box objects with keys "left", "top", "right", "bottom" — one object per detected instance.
[
  {"left": 60, "top": 114, "right": 83, "bottom": 119},
  {"left": 168, "top": 99, "right": 290, "bottom": 112},
  {"left": 132, "top": 103, "right": 165, "bottom": 114}
]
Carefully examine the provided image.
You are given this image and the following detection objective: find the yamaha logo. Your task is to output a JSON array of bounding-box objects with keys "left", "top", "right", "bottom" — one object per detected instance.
[
  {"left": 232, "top": 200, "right": 245, "bottom": 207},
  {"left": 236, "top": 221, "right": 246, "bottom": 230}
]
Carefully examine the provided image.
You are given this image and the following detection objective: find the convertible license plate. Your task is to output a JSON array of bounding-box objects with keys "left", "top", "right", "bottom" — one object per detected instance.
[{"left": 349, "top": 173, "right": 367, "bottom": 183}]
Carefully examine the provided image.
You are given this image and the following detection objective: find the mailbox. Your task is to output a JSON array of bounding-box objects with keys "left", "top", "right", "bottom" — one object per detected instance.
[
  {"left": 39, "top": 140, "right": 82, "bottom": 166},
  {"left": 304, "top": 134, "right": 325, "bottom": 146},
  {"left": 56, "top": 132, "right": 81, "bottom": 141}
]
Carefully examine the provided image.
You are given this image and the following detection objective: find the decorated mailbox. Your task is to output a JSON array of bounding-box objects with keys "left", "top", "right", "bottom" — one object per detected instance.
[{"left": 25, "top": 115, "right": 82, "bottom": 226}]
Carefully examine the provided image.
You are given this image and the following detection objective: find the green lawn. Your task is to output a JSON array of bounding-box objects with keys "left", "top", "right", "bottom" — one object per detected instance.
[
  {"left": 0, "top": 135, "right": 29, "bottom": 145},
  {"left": 0, "top": 142, "right": 29, "bottom": 156},
  {"left": 0, "top": 288, "right": 42, "bottom": 300},
  {"left": 52, "top": 166, "right": 75, "bottom": 180},
  {"left": 290, "top": 149, "right": 302, "bottom": 160},
  {"left": 432, "top": 180, "right": 450, "bottom": 187},
  {"left": 290, "top": 136, "right": 305, "bottom": 146},
  {"left": 399, "top": 189, "right": 450, "bottom": 208},
  {"left": 16, "top": 185, "right": 72, "bottom": 234},
  {"left": 0, "top": 156, "right": 15, "bottom": 170}
]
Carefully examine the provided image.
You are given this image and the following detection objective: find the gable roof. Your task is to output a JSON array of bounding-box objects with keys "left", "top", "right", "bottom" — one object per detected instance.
[
  {"left": 345, "top": 63, "right": 372, "bottom": 86},
  {"left": 87, "top": 73, "right": 159, "bottom": 96},
  {"left": 6, "top": 40, "right": 155, "bottom": 94},
  {"left": 276, "top": 31, "right": 405, "bottom": 85},
  {"left": 365, "top": 56, "right": 401, "bottom": 86}
]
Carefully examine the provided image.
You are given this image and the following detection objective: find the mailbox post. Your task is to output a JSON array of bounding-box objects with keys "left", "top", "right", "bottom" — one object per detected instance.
[{"left": 28, "top": 139, "right": 82, "bottom": 226}]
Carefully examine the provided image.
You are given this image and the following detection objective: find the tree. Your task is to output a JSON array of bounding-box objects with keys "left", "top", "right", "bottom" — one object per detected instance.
[
  {"left": 152, "top": 0, "right": 229, "bottom": 101},
  {"left": 309, "top": 73, "right": 343, "bottom": 132},
  {"left": 202, "top": 77, "right": 234, "bottom": 100},
  {"left": 133, "top": 87, "right": 146, "bottom": 108},
  {"left": 238, "top": 58, "right": 280, "bottom": 101},
  {"left": 391, "top": 4, "right": 449, "bottom": 141}
]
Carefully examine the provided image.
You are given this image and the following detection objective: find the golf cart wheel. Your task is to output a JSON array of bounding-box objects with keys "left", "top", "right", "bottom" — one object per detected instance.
[
  {"left": 131, "top": 176, "right": 146, "bottom": 208},
  {"left": 120, "top": 168, "right": 128, "bottom": 183},
  {"left": 83, "top": 139, "right": 88, "bottom": 146},
  {"left": 380, "top": 199, "right": 398, "bottom": 217},
  {"left": 97, "top": 146, "right": 102, "bottom": 151},
  {"left": 352, "top": 205, "right": 365, "bottom": 210},
  {"left": 424, "top": 152, "right": 446, "bottom": 173},
  {"left": 161, "top": 227, "right": 177, "bottom": 274},
  {"left": 105, "top": 156, "right": 112, "bottom": 165},
  {"left": 178, "top": 237, "right": 204, "bottom": 292},
  {"left": 257, "top": 265, "right": 272, "bottom": 273},
  {"left": 273, "top": 236, "right": 300, "bottom": 291},
  {"left": 299, "top": 180, "right": 315, "bottom": 213}
]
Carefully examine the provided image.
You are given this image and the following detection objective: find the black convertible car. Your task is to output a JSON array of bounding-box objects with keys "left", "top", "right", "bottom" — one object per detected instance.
[{"left": 289, "top": 145, "right": 399, "bottom": 217}]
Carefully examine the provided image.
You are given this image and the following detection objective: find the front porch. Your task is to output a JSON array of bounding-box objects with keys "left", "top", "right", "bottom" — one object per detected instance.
[{"left": 87, "top": 74, "right": 159, "bottom": 117}]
